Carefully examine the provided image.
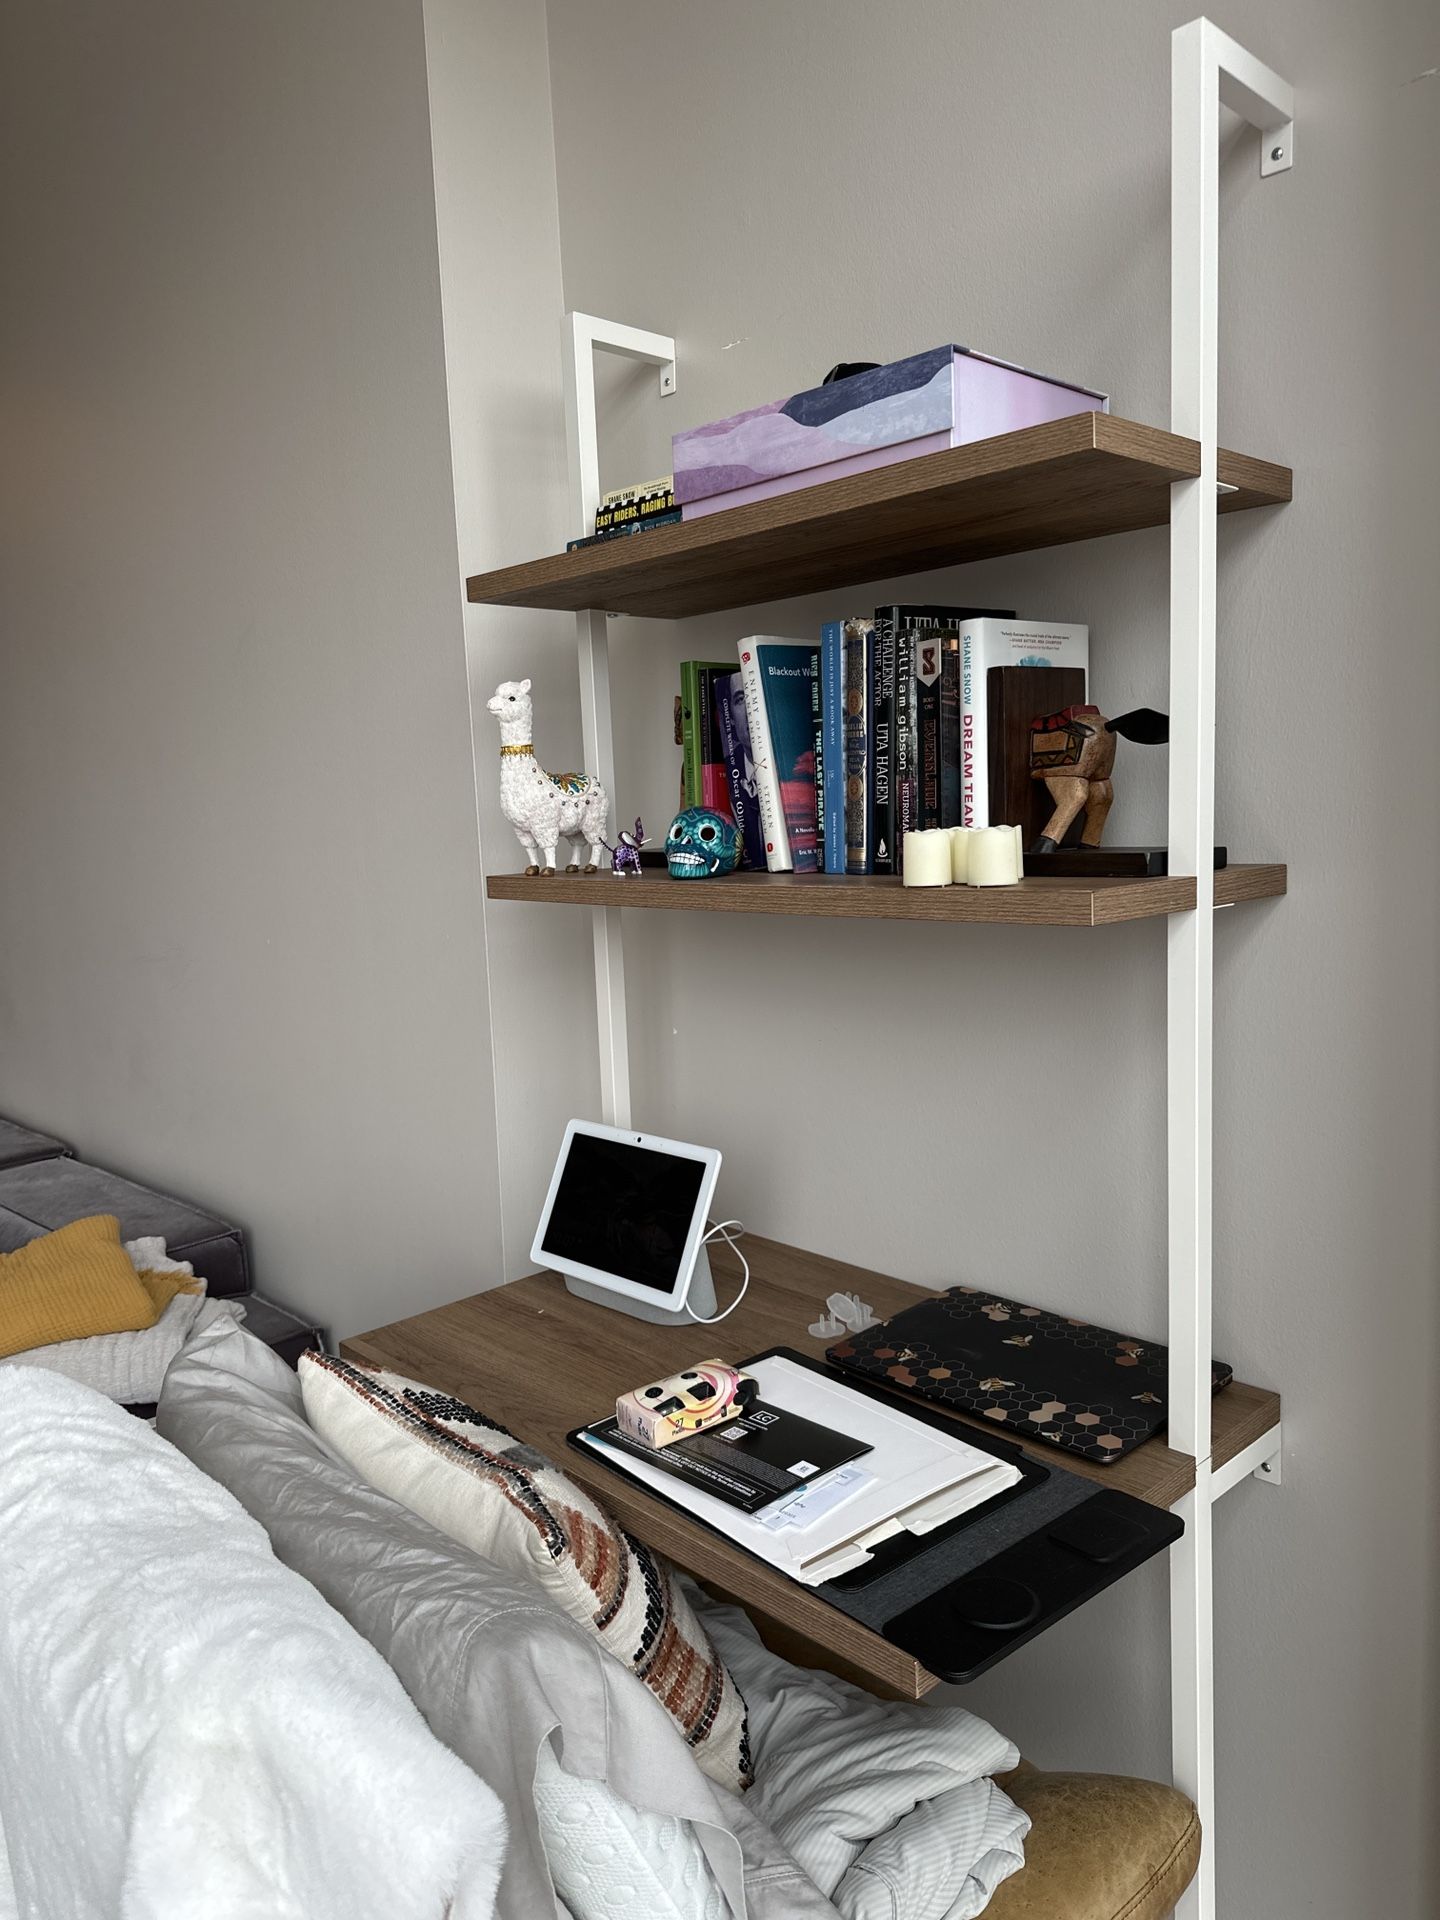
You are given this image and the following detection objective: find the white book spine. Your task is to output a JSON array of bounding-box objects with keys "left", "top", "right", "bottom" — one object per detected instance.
[
  {"left": 739, "top": 640, "right": 793, "bottom": 871},
  {"left": 959, "top": 620, "right": 1090, "bottom": 828},
  {"left": 959, "top": 623, "right": 985, "bottom": 828}
]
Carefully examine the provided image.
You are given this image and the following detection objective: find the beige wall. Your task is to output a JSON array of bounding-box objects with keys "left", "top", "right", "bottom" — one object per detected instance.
[
  {"left": 2, "top": 1, "right": 1436, "bottom": 1911},
  {"left": 422, "top": 0, "right": 600, "bottom": 1276},
  {"left": 541, "top": 2, "right": 1440, "bottom": 1915},
  {"left": 0, "top": 0, "right": 510, "bottom": 1339}
]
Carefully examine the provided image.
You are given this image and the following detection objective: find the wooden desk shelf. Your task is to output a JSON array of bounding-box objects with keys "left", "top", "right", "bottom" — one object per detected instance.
[
  {"left": 342, "top": 1237, "right": 1281, "bottom": 1702},
  {"left": 465, "top": 414, "right": 1291, "bottom": 620},
  {"left": 486, "top": 862, "right": 1287, "bottom": 927}
]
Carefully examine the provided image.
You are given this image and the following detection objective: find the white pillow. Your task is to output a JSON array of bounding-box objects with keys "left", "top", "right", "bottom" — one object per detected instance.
[
  {"left": 533, "top": 1737, "right": 730, "bottom": 1920},
  {"left": 299, "top": 1353, "right": 752, "bottom": 1794}
]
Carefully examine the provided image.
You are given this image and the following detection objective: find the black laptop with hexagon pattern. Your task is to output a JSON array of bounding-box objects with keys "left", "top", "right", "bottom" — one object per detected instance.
[{"left": 827, "top": 1286, "right": 1232, "bottom": 1465}]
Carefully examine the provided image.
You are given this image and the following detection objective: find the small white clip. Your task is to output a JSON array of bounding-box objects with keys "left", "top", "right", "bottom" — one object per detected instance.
[{"left": 826, "top": 1292, "right": 881, "bottom": 1334}]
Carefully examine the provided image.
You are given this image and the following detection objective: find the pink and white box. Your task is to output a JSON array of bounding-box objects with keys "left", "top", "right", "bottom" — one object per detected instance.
[{"left": 671, "top": 345, "right": 1109, "bottom": 520}]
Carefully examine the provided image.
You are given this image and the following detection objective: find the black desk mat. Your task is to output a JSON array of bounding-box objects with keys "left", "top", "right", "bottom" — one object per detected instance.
[{"left": 570, "top": 1346, "right": 1181, "bottom": 1682}]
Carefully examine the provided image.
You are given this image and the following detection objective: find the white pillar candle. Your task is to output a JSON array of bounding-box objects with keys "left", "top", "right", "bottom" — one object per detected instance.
[
  {"left": 947, "top": 826, "right": 976, "bottom": 884},
  {"left": 902, "top": 829, "right": 953, "bottom": 887},
  {"left": 968, "top": 825, "right": 1024, "bottom": 886}
]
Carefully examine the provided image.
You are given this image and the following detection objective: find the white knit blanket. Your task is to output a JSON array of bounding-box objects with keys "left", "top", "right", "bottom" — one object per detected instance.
[{"left": 0, "top": 1369, "right": 507, "bottom": 1920}]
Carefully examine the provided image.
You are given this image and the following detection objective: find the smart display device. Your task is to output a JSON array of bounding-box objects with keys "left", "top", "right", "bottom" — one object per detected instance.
[{"left": 532, "top": 1119, "right": 721, "bottom": 1323}]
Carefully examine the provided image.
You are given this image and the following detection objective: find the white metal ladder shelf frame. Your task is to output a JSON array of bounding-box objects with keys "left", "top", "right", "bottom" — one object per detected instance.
[
  {"left": 1168, "top": 20, "right": 1289, "bottom": 1919},
  {"left": 555, "top": 24, "right": 1290, "bottom": 1916}
]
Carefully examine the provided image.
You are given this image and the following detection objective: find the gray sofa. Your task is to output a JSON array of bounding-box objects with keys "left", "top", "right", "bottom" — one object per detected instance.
[
  {"left": 0, "top": 1113, "right": 75, "bottom": 1170},
  {"left": 0, "top": 1116, "right": 324, "bottom": 1400}
]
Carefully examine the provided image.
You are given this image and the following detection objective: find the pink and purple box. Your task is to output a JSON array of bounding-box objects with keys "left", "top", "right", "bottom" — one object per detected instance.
[{"left": 671, "top": 345, "right": 1108, "bottom": 520}]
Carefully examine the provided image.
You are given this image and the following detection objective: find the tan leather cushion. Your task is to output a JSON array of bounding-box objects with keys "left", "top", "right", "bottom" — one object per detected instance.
[{"left": 983, "top": 1761, "right": 1201, "bottom": 1920}]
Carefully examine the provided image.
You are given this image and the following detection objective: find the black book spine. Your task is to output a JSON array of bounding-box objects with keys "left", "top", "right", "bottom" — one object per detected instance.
[
  {"left": 869, "top": 609, "right": 897, "bottom": 874},
  {"left": 894, "top": 630, "right": 918, "bottom": 864},
  {"left": 843, "top": 621, "right": 873, "bottom": 874},
  {"left": 939, "top": 636, "right": 962, "bottom": 828},
  {"left": 916, "top": 630, "right": 947, "bottom": 830}
]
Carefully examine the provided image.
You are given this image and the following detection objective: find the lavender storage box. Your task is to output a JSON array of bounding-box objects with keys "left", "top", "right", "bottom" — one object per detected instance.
[{"left": 672, "top": 346, "right": 1109, "bottom": 519}]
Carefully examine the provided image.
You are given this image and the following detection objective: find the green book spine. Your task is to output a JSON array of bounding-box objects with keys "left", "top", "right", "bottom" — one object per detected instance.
[{"left": 680, "top": 661, "right": 734, "bottom": 808}]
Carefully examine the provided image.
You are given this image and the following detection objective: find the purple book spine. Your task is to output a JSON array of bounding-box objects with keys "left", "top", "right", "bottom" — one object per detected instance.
[{"left": 715, "top": 670, "right": 765, "bottom": 870}]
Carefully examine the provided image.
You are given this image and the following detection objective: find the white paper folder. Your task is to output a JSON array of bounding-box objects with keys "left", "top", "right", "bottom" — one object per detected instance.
[{"left": 576, "top": 1354, "right": 1021, "bottom": 1585}]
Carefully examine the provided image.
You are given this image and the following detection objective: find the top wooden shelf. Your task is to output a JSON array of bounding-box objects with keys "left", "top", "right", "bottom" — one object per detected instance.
[{"left": 466, "top": 414, "right": 1291, "bottom": 620}]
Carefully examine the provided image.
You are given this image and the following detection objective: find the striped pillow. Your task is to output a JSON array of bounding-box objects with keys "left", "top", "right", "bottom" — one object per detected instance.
[{"left": 299, "top": 1354, "right": 752, "bottom": 1793}]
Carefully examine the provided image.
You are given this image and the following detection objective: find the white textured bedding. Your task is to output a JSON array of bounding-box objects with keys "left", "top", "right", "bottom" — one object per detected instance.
[
  {"left": 696, "top": 1590, "right": 1029, "bottom": 1920},
  {"left": 0, "top": 1368, "right": 507, "bottom": 1920},
  {"left": 534, "top": 1738, "right": 731, "bottom": 1920}
]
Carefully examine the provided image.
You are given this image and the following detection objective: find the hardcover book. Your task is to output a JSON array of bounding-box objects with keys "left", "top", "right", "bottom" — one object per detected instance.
[
  {"left": 739, "top": 640, "right": 819, "bottom": 873},
  {"left": 819, "top": 621, "right": 848, "bottom": 874},
  {"left": 811, "top": 650, "right": 825, "bottom": 871},
  {"left": 939, "top": 636, "right": 963, "bottom": 828},
  {"left": 841, "top": 617, "right": 875, "bottom": 874},
  {"left": 594, "top": 475, "right": 676, "bottom": 532},
  {"left": 714, "top": 669, "right": 765, "bottom": 869},
  {"left": 915, "top": 630, "right": 950, "bottom": 831},
  {"left": 876, "top": 606, "right": 1014, "bottom": 871},
  {"left": 680, "top": 661, "right": 738, "bottom": 811},
  {"left": 867, "top": 613, "right": 896, "bottom": 874},
  {"left": 580, "top": 1401, "right": 873, "bottom": 1515},
  {"left": 959, "top": 619, "right": 1089, "bottom": 827}
]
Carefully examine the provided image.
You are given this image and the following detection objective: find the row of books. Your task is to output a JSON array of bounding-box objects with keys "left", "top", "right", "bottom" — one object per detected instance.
[
  {"left": 566, "top": 475, "right": 680, "bottom": 552},
  {"left": 681, "top": 611, "right": 1089, "bottom": 875}
]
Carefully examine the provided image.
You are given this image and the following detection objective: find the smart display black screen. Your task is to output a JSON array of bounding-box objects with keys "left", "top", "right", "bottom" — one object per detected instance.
[{"left": 541, "top": 1133, "right": 707, "bottom": 1293}]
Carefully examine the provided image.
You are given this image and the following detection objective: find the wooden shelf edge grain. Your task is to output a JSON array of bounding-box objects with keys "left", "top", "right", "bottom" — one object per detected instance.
[
  {"left": 484, "top": 862, "right": 1287, "bottom": 927},
  {"left": 465, "top": 414, "right": 1292, "bottom": 620},
  {"left": 341, "top": 1237, "right": 1282, "bottom": 1701}
]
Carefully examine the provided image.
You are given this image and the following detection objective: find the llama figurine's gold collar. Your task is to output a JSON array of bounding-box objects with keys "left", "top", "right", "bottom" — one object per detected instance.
[{"left": 499, "top": 742, "right": 534, "bottom": 757}]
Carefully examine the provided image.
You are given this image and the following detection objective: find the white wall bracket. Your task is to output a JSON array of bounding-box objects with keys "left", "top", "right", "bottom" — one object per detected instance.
[
  {"left": 1219, "top": 55, "right": 1295, "bottom": 176},
  {"left": 1210, "top": 1421, "right": 1284, "bottom": 1499},
  {"left": 1168, "top": 21, "right": 1293, "bottom": 1920},
  {"left": 562, "top": 313, "right": 677, "bottom": 1131}
]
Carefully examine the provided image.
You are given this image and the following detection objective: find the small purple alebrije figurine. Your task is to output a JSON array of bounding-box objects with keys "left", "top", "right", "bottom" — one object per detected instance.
[{"left": 604, "top": 818, "right": 646, "bottom": 876}]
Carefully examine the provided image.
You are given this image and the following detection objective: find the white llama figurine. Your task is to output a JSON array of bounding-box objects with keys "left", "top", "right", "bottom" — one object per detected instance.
[{"left": 487, "top": 679, "right": 610, "bottom": 875}]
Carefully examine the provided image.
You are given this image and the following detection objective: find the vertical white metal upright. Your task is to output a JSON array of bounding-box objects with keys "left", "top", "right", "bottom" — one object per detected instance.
[
  {"left": 561, "top": 313, "right": 677, "bottom": 1129},
  {"left": 1167, "top": 23, "right": 1292, "bottom": 1918}
]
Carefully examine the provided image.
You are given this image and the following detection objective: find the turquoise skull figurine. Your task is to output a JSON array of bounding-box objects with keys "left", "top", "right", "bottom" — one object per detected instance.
[{"left": 665, "top": 806, "right": 740, "bottom": 879}]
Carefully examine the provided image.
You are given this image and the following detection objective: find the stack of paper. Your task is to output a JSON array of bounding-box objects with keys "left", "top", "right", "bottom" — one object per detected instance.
[{"left": 576, "top": 1355, "right": 1020, "bottom": 1585}]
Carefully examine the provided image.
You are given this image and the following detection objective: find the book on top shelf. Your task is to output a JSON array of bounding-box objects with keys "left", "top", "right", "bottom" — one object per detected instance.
[
  {"left": 714, "top": 670, "right": 766, "bottom": 869},
  {"left": 738, "top": 640, "right": 819, "bottom": 873},
  {"left": 958, "top": 618, "right": 1088, "bottom": 827}
]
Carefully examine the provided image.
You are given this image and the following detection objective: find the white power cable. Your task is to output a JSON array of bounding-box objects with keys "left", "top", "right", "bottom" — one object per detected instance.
[{"left": 684, "top": 1219, "right": 750, "bottom": 1324}]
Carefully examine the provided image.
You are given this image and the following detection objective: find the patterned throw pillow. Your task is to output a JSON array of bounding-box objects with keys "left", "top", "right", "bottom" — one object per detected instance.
[{"left": 298, "top": 1354, "right": 752, "bottom": 1793}]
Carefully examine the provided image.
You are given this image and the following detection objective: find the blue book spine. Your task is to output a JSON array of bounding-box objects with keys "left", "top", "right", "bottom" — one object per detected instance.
[{"left": 820, "top": 621, "right": 847, "bottom": 874}]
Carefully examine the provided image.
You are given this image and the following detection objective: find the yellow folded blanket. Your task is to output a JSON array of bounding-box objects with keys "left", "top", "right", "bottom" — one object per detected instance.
[
  {"left": 137, "top": 1267, "right": 203, "bottom": 1315},
  {"left": 0, "top": 1215, "right": 160, "bottom": 1359}
]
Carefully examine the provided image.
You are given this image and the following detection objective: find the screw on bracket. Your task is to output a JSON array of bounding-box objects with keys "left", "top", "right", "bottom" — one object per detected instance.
[{"left": 1260, "top": 123, "right": 1294, "bottom": 177}]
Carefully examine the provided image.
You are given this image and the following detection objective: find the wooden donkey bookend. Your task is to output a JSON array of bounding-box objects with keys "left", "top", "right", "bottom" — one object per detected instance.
[{"left": 1029, "top": 706, "right": 1170, "bottom": 853}]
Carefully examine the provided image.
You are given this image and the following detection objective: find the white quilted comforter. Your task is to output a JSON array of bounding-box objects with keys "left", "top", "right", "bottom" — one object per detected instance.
[
  {"left": 0, "top": 1368, "right": 508, "bottom": 1920},
  {"left": 698, "top": 1591, "right": 1029, "bottom": 1920}
]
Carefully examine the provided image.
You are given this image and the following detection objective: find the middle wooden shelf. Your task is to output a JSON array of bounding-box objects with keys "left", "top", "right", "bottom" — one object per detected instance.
[{"left": 486, "top": 861, "right": 1287, "bottom": 928}]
